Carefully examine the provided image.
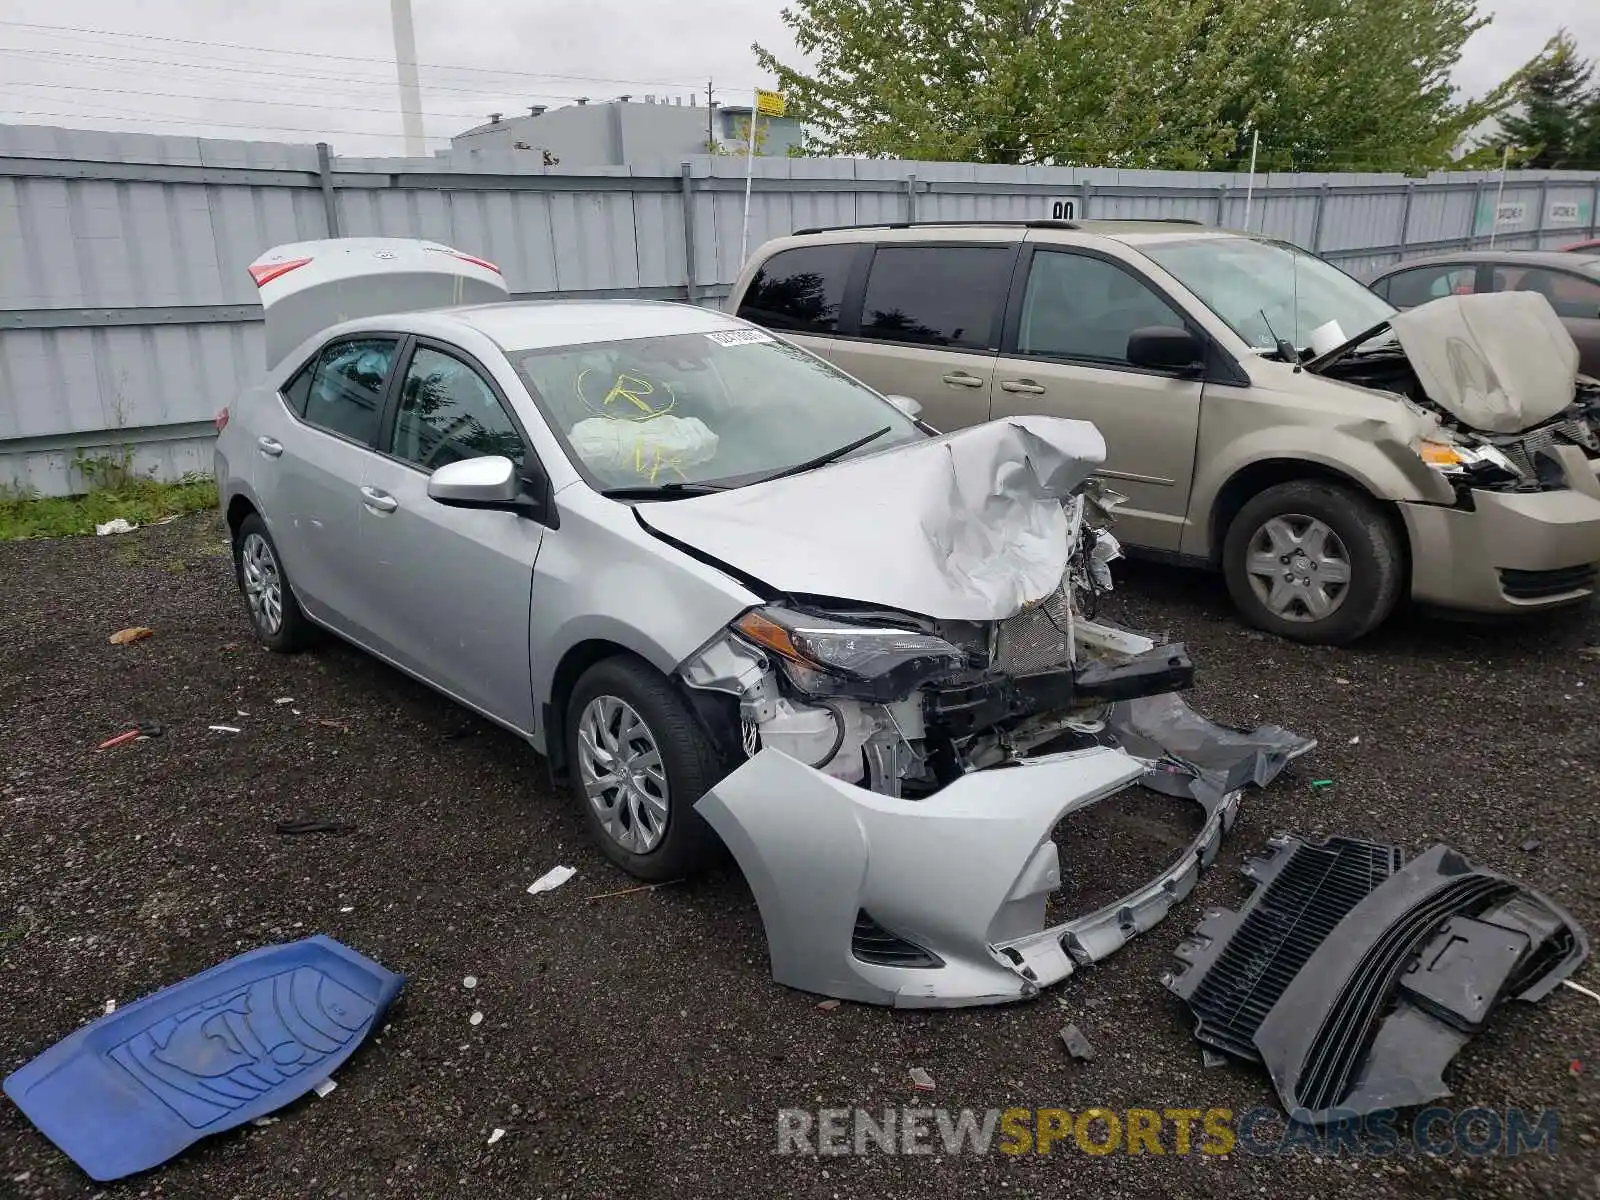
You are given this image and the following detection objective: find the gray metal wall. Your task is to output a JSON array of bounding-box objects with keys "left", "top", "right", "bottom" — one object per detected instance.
[{"left": 3, "top": 122, "right": 1599, "bottom": 496}]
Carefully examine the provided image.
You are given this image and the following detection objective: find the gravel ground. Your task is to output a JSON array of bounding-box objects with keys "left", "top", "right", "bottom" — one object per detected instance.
[{"left": 2, "top": 512, "right": 1598, "bottom": 1200}]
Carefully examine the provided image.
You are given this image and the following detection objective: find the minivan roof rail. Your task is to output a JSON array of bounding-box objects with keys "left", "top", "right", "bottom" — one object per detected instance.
[{"left": 787, "top": 217, "right": 1207, "bottom": 236}]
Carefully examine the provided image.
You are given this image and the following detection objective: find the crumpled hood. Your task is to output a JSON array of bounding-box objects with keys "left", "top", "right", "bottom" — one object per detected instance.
[
  {"left": 1390, "top": 291, "right": 1579, "bottom": 434},
  {"left": 636, "top": 415, "right": 1106, "bottom": 622}
]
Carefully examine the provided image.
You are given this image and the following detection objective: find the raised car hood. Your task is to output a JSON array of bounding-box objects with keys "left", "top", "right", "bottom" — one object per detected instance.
[
  {"left": 636, "top": 416, "right": 1106, "bottom": 622},
  {"left": 1390, "top": 291, "right": 1579, "bottom": 434}
]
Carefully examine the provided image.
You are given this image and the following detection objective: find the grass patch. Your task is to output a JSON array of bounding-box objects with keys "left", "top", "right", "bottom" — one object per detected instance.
[{"left": 0, "top": 472, "right": 219, "bottom": 541}]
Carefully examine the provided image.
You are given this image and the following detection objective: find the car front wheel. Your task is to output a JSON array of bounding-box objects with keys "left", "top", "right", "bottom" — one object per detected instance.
[
  {"left": 1222, "top": 480, "right": 1402, "bottom": 645},
  {"left": 567, "top": 656, "right": 726, "bottom": 881}
]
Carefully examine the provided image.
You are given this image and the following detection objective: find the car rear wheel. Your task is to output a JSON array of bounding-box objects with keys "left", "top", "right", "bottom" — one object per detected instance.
[
  {"left": 232, "top": 513, "right": 314, "bottom": 652},
  {"left": 1223, "top": 480, "right": 1402, "bottom": 645},
  {"left": 567, "top": 656, "right": 726, "bottom": 881}
]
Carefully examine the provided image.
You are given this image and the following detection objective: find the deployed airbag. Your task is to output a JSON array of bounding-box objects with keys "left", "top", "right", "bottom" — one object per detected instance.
[{"left": 1391, "top": 292, "right": 1578, "bottom": 434}]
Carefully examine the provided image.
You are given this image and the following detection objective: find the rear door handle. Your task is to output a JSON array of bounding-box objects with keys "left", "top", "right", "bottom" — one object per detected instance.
[
  {"left": 359, "top": 486, "right": 398, "bottom": 514},
  {"left": 1000, "top": 379, "right": 1048, "bottom": 395},
  {"left": 940, "top": 371, "right": 986, "bottom": 388},
  {"left": 257, "top": 437, "right": 283, "bottom": 458}
]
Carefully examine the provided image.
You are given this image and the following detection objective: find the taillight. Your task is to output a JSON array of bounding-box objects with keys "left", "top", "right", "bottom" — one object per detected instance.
[
  {"left": 248, "top": 257, "right": 312, "bottom": 288},
  {"left": 449, "top": 250, "right": 502, "bottom": 275},
  {"left": 214, "top": 407, "right": 230, "bottom": 433}
]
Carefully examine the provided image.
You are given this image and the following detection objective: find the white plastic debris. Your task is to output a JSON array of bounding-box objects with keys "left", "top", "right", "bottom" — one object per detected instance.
[
  {"left": 463, "top": 976, "right": 478, "bottom": 990},
  {"left": 1089, "top": 531, "right": 1122, "bottom": 591},
  {"left": 487, "top": 1128, "right": 506, "bottom": 1146},
  {"left": 103, "top": 999, "right": 116, "bottom": 1015},
  {"left": 1349, "top": 735, "right": 1361, "bottom": 745},
  {"left": 209, "top": 725, "right": 241, "bottom": 734},
  {"left": 251, "top": 1117, "right": 279, "bottom": 1128},
  {"left": 339, "top": 906, "right": 354, "bottom": 914},
  {"left": 274, "top": 697, "right": 295, "bottom": 705},
  {"left": 469, "top": 1011, "right": 484, "bottom": 1026},
  {"left": 909, "top": 1067, "right": 935, "bottom": 1092},
  {"left": 527, "top": 865, "right": 576, "bottom": 894},
  {"left": 95, "top": 518, "right": 138, "bottom": 536},
  {"left": 1564, "top": 979, "right": 1600, "bottom": 1006},
  {"left": 313, "top": 1078, "right": 337, "bottom": 1098}
]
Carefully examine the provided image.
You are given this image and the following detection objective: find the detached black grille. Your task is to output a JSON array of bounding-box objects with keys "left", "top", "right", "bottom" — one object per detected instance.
[
  {"left": 1166, "top": 836, "right": 1402, "bottom": 1061},
  {"left": 1499, "top": 564, "right": 1598, "bottom": 600},
  {"left": 852, "top": 910, "right": 944, "bottom": 969}
]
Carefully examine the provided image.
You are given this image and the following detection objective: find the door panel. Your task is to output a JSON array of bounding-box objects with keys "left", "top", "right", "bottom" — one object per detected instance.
[
  {"left": 993, "top": 249, "right": 1203, "bottom": 552},
  {"left": 254, "top": 336, "right": 399, "bottom": 631},
  {"left": 356, "top": 343, "right": 543, "bottom": 731},
  {"left": 826, "top": 341, "right": 996, "bottom": 433}
]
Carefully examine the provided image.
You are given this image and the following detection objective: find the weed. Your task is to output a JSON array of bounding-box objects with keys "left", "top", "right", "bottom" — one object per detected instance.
[{"left": 0, "top": 471, "right": 218, "bottom": 541}]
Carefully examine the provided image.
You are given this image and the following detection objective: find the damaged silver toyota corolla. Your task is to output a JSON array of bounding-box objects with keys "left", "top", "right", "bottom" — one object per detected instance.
[{"left": 217, "top": 238, "right": 1314, "bottom": 1010}]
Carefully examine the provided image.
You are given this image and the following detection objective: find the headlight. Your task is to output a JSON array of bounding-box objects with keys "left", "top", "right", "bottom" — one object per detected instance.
[
  {"left": 1418, "top": 439, "right": 1521, "bottom": 479},
  {"left": 733, "top": 607, "right": 969, "bottom": 701}
]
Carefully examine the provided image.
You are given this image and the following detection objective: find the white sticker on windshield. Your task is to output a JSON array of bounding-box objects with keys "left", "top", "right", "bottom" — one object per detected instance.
[{"left": 705, "top": 328, "right": 774, "bottom": 347}]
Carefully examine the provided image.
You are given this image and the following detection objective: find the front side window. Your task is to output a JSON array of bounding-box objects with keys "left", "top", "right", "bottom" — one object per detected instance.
[
  {"left": 302, "top": 337, "right": 398, "bottom": 446},
  {"left": 1490, "top": 266, "right": 1600, "bottom": 320},
  {"left": 736, "top": 245, "right": 856, "bottom": 334},
  {"left": 512, "top": 329, "right": 923, "bottom": 493},
  {"left": 858, "top": 246, "right": 1011, "bottom": 349},
  {"left": 1018, "top": 252, "right": 1188, "bottom": 364},
  {"left": 393, "top": 346, "right": 526, "bottom": 471},
  {"left": 1382, "top": 265, "right": 1476, "bottom": 309},
  {"left": 1142, "top": 236, "right": 1395, "bottom": 353}
]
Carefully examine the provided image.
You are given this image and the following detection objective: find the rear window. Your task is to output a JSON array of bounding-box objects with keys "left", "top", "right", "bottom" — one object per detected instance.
[
  {"left": 736, "top": 244, "right": 856, "bottom": 335},
  {"left": 859, "top": 246, "right": 1011, "bottom": 350}
]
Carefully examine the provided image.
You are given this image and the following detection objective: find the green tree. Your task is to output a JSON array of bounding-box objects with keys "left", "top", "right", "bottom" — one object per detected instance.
[
  {"left": 756, "top": 0, "right": 1502, "bottom": 172},
  {"left": 1491, "top": 31, "right": 1595, "bottom": 168}
]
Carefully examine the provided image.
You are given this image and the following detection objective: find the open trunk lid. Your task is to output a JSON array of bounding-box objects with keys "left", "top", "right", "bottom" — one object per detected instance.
[{"left": 249, "top": 238, "right": 510, "bottom": 368}]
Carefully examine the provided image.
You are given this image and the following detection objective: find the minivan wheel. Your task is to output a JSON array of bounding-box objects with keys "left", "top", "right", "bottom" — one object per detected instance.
[
  {"left": 566, "top": 656, "right": 725, "bottom": 882},
  {"left": 232, "top": 513, "right": 314, "bottom": 652},
  {"left": 1223, "top": 480, "right": 1402, "bottom": 645}
]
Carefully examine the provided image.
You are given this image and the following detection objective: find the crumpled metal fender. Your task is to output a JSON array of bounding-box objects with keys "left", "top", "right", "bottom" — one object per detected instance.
[{"left": 694, "top": 746, "right": 1147, "bottom": 1008}]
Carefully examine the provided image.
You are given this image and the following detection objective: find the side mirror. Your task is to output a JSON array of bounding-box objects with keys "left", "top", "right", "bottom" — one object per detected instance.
[
  {"left": 428, "top": 455, "right": 525, "bottom": 510},
  {"left": 1126, "top": 326, "right": 1205, "bottom": 374},
  {"left": 884, "top": 393, "right": 923, "bottom": 421}
]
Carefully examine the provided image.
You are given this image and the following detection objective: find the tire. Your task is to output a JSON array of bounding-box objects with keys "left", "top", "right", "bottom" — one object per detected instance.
[
  {"left": 1222, "top": 480, "right": 1403, "bottom": 645},
  {"left": 566, "top": 656, "right": 726, "bottom": 881},
  {"left": 232, "top": 513, "right": 315, "bottom": 653}
]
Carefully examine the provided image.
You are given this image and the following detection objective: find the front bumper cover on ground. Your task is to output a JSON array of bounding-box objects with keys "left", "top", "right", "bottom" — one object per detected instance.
[{"left": 697, "top": 696, "right": 1314, "bottom": 1008}]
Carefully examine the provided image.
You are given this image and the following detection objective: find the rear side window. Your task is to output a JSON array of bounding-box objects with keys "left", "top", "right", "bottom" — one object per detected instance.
[
  {"left": 859, "top": 246, "right": 1010, "bottom": 350},
  {"left": 281, "top": 362, "right": 314, "bottom": 417},
  {"left": 301, "top": 337, "right": 399, "bottom": 446},
  {"left": 737, "top": 245, "right": 856, "bottom": 334},
  {"left": 1380, "top": 265, "right": 1475, "bottom": 309},
  {"left": 1490, "top": 266, "right": 1600, "bottom": 320}
]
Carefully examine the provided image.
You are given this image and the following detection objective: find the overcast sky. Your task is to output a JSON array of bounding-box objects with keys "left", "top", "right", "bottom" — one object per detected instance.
[{"left": 0, "top": 1, "right": 1596, "bottom": 158}]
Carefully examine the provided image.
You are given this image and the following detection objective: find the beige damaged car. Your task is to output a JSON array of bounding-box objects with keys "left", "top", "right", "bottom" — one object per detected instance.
[{"left": 730, "top": 221, "right": 1600, "bottom": 644}]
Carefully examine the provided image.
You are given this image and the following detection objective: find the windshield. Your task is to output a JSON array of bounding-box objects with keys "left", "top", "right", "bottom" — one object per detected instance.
[
  {"left": 1143, "top": 236, "right": 1396, "bottom": 355},
  {"left": 511, "top": 329, "right": 923, "bottom": 493}
]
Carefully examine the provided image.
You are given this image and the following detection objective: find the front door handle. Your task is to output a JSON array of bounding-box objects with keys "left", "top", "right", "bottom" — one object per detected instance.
[
  {"left": 1000, "top": 379, "right": 1048, "bottom": 395},
  {"left": 360, "top": 486, "right": 398, "bottom": 514},
  {"left": 257, "top": 436, "right": 283, "bottom": 458},
  {"left": 940, "top": 371, "right": 986, "bottom": 388}
]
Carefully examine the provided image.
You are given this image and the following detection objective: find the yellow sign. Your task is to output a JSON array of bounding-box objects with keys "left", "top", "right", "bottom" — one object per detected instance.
[{"left": 754, "top": 88, "right": 786, "bottom": 118}]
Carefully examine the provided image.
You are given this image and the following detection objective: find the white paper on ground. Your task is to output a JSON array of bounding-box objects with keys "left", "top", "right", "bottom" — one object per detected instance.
[{"left": 527, "top": 865, "right": 576, "bottom": 894}]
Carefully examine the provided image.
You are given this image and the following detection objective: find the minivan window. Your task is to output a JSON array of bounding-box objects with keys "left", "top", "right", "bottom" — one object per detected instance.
[
  {"left": 859, "top": 246, "right": 1011, "bottom": 350},
  {"left": 737, "top": 245, "right": 856, "bottom": 334},
  {"left": 1143, "top": 236, "right": 1394, "bottom": 353},
  {"left": 1381, "top": 265, "right": 1476, "bottom": 309},
  {"left": 1018, "top": 251, "right": 1187, "bottom": 364},
  {"left": 302, "top": 337, "right": 399, "bottom": 446}
]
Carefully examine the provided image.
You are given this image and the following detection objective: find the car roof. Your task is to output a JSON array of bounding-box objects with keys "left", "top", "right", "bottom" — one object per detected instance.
[
  {"left": 769, "top": 219, "right": 1246, "bottom": 247},
  {"left": 333, "top": 299, "right": 747, "bottom": 353},
  {"left": 1374, "top": 249, "right": 1600, "bottom": 275}
]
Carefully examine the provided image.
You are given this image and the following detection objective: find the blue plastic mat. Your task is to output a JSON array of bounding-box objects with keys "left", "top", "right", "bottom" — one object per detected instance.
[{"left": 3, "top": 935, "right": 403, "bottom": 1182}]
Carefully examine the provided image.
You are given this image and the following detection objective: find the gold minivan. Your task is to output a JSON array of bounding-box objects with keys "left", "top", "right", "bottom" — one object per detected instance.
[{"left": 730, "top": 220, "right": 1600, "bottom": 644}]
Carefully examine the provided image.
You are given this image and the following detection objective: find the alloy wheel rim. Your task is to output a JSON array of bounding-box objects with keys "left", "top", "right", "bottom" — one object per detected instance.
[
  {"left": 240, "top": 532, "right": 284, "bottom": 636},
  {"left": 1244, "top": 513, "right": 1352, "bottom": 623},
  {"left": 577, "top": 694, "right": 670, "bottom": 854}
]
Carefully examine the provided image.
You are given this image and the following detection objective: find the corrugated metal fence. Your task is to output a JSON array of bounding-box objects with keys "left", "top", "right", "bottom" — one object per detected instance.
[{"left": 3, "top": 122, "right": 1599, "bottom": 495}]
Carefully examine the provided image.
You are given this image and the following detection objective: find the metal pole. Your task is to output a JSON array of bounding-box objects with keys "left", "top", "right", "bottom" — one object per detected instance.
[
  {"left": 1534, "top": 177, "right": 1549, "bottom": 248},
  {"left": 1242, "top": 129, "right": 1258, "bottom": 233},
  {"left": 1079, "top": 179, "right": 1091, "bottom": 220},
  {"left": 1397, "top": 182, "right": 1415, "bottom": 255},
  {"left": 738, "top": 92, "right": 759, "bottom": 268},
  {"left": 1214, "top": 183, "right": 1227, "bottom": 228},
  {"left": 681, "top": 162, "right": 698, "bottom": 306},
  {"left": 1488, "top": 146, "right": 1509, "bottom": 250},
  {"left": 1310, "top": 183, "right": 1330, "bottom": 252},
  {"left": 316, "top": 142, "right": 340, "bottom": 237},
  {"left": 389, "top": 0, "right": 427, "bottom": 157},
  {"left": 1590, "top": 179, "right": 1600, "bottom": 239},
  {"left": 706, "top": 79, "right": 714, "bottom": 151},
  {"left": 904, "top": 173, "right": 918, "bottom": 223}
]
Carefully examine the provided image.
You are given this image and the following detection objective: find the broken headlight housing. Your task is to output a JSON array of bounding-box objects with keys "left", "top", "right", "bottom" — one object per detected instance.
[
  {"left": 1417, "top": 438, "right": 1522, "bottom": 484},
  {"left": 733, "top": 607, "right": 969, "bottom": 702}
]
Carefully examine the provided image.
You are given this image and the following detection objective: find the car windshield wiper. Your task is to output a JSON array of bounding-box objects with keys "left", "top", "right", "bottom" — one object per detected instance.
[
  {"left": 599, "top": 481, "right": 729, "bottom": 500},
  {"left": 742, "top": 426, "right": 893, "bottom": 488}
]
